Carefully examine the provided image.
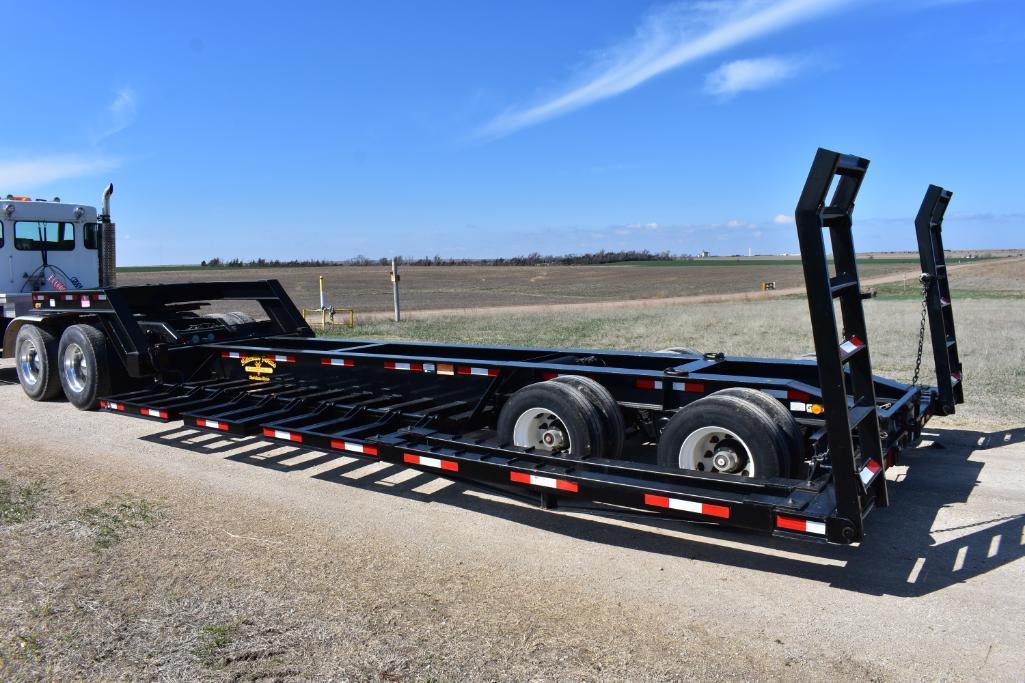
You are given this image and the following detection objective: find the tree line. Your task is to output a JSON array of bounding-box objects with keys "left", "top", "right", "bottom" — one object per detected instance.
[{"left": 200, "top": 250, "right": 690, "bottom": 268}]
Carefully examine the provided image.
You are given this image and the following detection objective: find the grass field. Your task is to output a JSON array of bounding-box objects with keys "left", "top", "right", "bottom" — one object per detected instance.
[{"left": 118, "top": 259, "right": 933, "bottom": 314}]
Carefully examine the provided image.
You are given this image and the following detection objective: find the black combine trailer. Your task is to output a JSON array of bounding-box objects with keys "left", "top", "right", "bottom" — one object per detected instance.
[{"left": 4, "top": 149, "right": 964, "bottom": 546}]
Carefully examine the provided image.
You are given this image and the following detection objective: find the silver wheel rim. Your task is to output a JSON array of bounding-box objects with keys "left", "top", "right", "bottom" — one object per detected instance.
[
  {"left": 18, "top": 338, "right": 42, "bottom": 387},
  {"left": 62, "top": 342, "right": 89, "bottom": 394},
  {"left": 679, "top": 425, "right": 755, "bottom": 477},
  {"left": 512, "top": 407, "right": 572, "bottom": 454}
]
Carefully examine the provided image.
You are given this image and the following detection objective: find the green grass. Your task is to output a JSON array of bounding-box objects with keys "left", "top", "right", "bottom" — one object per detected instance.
[
  {"left": 610, "top": 257, "right": 986, "bottom": 267},
  {"left": 77, "top": 499, "right": 157, "bottom": 550},
  {"left": 0, "top": 479, "right": 45, "bottom": 525}
]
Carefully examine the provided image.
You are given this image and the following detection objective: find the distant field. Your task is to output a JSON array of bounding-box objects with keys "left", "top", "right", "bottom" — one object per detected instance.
[{"left": 117, "top": 259, "right": 936, "bottom": 314}]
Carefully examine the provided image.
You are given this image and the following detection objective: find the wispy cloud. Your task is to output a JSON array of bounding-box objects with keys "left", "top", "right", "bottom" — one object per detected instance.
[
  {"left": 772, "top": 213, "right": 792, "bottom": 224},
  {"left": 0, "top": 156, "right": 121, "bottom": 189},
  {"left": 705, "top": 56, "right": 801, "bottom": 96},
  {"left": 476, "top": 0, "right": 850, "bottom": 139},
  {"left": 93, "top": 87, "right": 137, "bottom": 143}
]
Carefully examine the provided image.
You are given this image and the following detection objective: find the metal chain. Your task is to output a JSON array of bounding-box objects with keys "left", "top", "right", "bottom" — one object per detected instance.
[{"left": 910, "top": 274, "right": 932, "bottom": 386}]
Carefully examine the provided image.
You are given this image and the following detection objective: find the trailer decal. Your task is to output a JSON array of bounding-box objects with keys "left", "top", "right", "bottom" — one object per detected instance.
[
  {"left": 635, "top": 379, "right": 705, "bottom": 393},
  {"left": 776, "top": 515, "right": 826, "bottom": 535},
  {"left": 331, "top": 440, "right": 378, "bottom": 456},
  {"left": 263, "top": 428, "right": 302, "bottom": 443},
  {"left": 196, "top": 419, "right": 229, "bottom": 431},
  {"left": 859, "top": 459, "right": 882, "bottom": 486},
  {"left": 838, "top": 335, "right": 866, "bottom": 360},
  {"left": 403, "top": 453, "right": 459, "bottom": 471},
  {"left": 321, "top": 358, "right": 355, "bottom": 367},
  {"left": 644, "top": 494, "right": 730, "bottom": 519},
  {"left": 458, "top": 366, "right": 499, "bottom": 377},
  {"left": 509, "top": 471, "right": 578, "bottom": 492}
]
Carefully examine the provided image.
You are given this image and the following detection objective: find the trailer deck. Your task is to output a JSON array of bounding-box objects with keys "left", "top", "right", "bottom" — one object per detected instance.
[{"left": 7, "top": 148, "right": 964, "bottom": 546}]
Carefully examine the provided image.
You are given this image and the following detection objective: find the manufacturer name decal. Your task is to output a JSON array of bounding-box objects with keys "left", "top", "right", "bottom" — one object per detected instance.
[{"left": 241, "top": 356, "right": 275, "bottom": 381}]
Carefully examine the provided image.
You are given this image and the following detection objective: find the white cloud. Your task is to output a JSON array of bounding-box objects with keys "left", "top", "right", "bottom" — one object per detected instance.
[
  {"left": 0, "top": 156, "right": 121, "bottom": 189},
  {"left": 93, "top": 87, "right": 137, "bottom": 142},
  {"left": 705, "top": 56, "right": 800, "bottom": 96},
  {"left": 773, "top": 213, "right": 792, "bottom": 224},
  {"left": 476, "top": 0, "right": 850, "bottom": 138}
]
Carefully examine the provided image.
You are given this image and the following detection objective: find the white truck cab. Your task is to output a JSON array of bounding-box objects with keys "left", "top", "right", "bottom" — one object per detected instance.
[{"left": 0, "top": 185, "right": 116, "bottom": 351}]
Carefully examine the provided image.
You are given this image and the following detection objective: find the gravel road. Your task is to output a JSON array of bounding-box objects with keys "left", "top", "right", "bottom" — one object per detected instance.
[{"left": 1, "top": 358, "right": 1023, "bottom": 681}]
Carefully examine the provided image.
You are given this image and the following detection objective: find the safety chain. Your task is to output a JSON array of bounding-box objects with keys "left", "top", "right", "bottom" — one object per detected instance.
[{"left": 910, "top": 273, "right": 933, "bottom": 386}]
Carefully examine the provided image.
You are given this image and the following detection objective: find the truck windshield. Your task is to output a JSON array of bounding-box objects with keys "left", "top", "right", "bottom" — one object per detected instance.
[{"left": 14, "top": 221, "right": 75, "bottom": 251}]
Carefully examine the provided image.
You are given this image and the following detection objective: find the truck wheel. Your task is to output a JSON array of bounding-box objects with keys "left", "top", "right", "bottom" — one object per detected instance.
[
  {"left": 656, "top": 394, "right": 787, "bottom": 478},
  {"left": 497, "top": 380, "right": 606, "bottom": 458},
  {"left": 551, "top": 375, "right": 625, "bottom": 459},
  {"left": 14, "top": 325, "right": 61, "bottom": 401},
  {"left": 57, "top": 324, "right": 111, "bottom": 410},
  {"left": 712, "top": 388, "right": 802, "bottom": 476}
]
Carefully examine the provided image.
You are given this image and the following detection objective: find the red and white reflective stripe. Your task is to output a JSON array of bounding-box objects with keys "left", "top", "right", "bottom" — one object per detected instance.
[
  {"left": 509, "top": 471, "right": 578, "bottom": 492},
  {"left": 140, "top": 408, "right": 168, "bottom": 419},
  {"left": 776, "top": 515, "right": 826, "bottom": 535},
  {"left": 330, "top": 440, "right": 378, "bottom": 456},
  {"left": 262, "top": 428, "right": 302, "bottom": 443},
  {"left": 635, "top": 379, "right": 705, "bottom": 393},
  {"left": 860, "top": 458, "right": 882, "bottom": 486},
  {"left": 458, "top": 366, "right": 499, "bottom": 377},
  {"left": 384, "top": 361, "right": 422, "bottom": 372},
  {"left": 266, "top": 355, "right": 295, "bottom": 363},
  {"left": 63, "top": 294, "right": 75, "bottom": 301},
  {"left": 321, "top": 357, "right": 354, "bottom": 367},
  {"left": 644, "top": 494, "right": 730, "bottom": 519},
  {"left": 81, "top": 295, "right": 92, "bottom": 308},
  {"left": 403, "top": 453, "right": 458, "bottom": 471},
  {"left": 101, "top": 401, "right": 125, "bottom": 411},
  {"left": 196, "top": 419, "right": 229, "bottom": 431},
  {"left": 951, "top": 372, "right": 961, "bottom": 385},
  {"left": 221, "top": 351, "right": 242, "bottom": 359},
  {"left": 839, "top": 335, "right": 865, "bottom": 358}
]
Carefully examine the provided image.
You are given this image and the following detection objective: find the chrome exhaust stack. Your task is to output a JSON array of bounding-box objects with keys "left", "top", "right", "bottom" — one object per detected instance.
[{"left": 98, "top": 183, "right": 117, "bottom": 287}]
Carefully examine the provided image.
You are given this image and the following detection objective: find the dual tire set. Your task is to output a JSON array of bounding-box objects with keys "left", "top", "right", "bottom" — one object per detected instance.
[
  {"left": 496, "top": 378, "right": 802, "bottom": 478},
  {"left": 14, "top": 323, "right": 112, "bottom": 410}
]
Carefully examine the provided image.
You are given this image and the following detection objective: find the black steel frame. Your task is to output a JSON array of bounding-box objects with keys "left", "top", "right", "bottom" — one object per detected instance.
[{"left": 23, "top": 148, "right": 960, "bottom": 546}]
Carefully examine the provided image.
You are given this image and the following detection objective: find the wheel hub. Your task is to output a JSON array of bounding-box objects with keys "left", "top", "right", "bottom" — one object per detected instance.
[
  {"left": 62, "top": 343, "right": 89, "bottom": 394},
  {"left": 512, "top": 407, "right": 572, "bottom": 454}
]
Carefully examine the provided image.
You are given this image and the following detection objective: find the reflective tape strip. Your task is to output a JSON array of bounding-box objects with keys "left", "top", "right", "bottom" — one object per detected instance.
[
  {"left": 262, "top": 428, "right": 302, "bottom": 443},
  {"left": 509, "top": 471, "right": 578, "bottom": 492},
  {"left": 141, "top": 408, "right": 168, "bottom": 419},
  {"left": 331, "top": 440, "right": 378, "bottom": 456},
  {"left": 644, "top": 494, "right": 730, "bottom": 519},
  {"left": 81, "top": 296, "right": 91, "bottom": 308},
  {"left": 839, "top": 335, "right": 865, "bottom": 358},
  {"left": 321, "top": 358, "right": 354, "bottom": 367},
  {"left": 790, "top": 402, "right": 814, "bottom": 412},
  {"left": 436, "top": 363, "right": 455, "bottom": 376},
  {"left": 267, "top": 355, "right": 295, "bottom": 363},
  {"left": 101, "top": 401, "right": 125, "bottom": 411},
  {"left": 776, "top": 515, "right": 826, "bottom": 535},
  {"left": 196, "top": 419, "right": 229, "bottom": 431},
  {"left": 49, "top": 299, "right": 56, "bottom": 307},
  {"left": 221, "top": 351, "right": 242, "bottom": 359},
  {"left": 458, "top": 366, "right": 499, "bottom": 377},
  {"left": 635, "top": 379, "right": 704, "bottom": 393},
  {"left": 951, "top": 372, "right": 961, "bottom": 385},
  {"left": 63, "top": 294, "right": 75, "bottom": 300},
  {"left": 860, "top": 458, "right": 882, "bottom": 486},
  {"left": 384, "top": 361, "right": 423, "bottom": 372},
  {"left": 97, "top": 294, "right": 108, "bottom": 301},
  {"left": 403, "top": 453, "right": 458, "bottom": 471}
]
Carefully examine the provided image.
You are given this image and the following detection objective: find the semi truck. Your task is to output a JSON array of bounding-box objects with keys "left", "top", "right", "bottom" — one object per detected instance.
[{"left": 2, "top": 148, "right": 964, "bottom": 545}]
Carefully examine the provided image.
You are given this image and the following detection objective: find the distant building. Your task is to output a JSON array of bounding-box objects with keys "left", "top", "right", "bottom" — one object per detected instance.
[{"left": 699, "top": 250, "right": 711, "bottom": 258}]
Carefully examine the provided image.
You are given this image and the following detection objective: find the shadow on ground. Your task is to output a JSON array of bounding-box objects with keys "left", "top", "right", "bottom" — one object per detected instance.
[{"left": 138, "top": 423, "right": 1025, "bottom": 598}]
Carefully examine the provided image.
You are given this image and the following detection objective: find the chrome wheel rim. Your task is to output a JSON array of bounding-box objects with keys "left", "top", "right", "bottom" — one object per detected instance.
[
  {"left": 18, "top": 338, "right": 42, "bottom": 387},
  {"left": 62, "top": 343, "right": 89, "bottom": 394},
  {"left": 679, "top": 425, "right": 755, "bottom": 477},
  {"left": 512, "top": 407, "right": 572, "bottom": 454}
]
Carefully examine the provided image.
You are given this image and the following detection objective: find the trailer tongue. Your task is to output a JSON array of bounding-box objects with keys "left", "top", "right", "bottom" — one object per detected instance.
[{"left": 5, "top": 148, "right": 964, "bottom": 546}]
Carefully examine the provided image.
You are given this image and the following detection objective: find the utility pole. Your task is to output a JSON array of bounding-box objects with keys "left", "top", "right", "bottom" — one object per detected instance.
[{"left": 391, "top": 257, "right": 401, "bottom": 322}]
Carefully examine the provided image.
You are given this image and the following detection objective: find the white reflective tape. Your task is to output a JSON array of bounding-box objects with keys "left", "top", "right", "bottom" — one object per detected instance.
[
  {"left": 200, "top": 420, "right": 222, "bottom": 430},
  {"left": 143, "top": 408, "right": 163, "bottom": 418},
  {"left": 860, "top": 459, "right": 881, "bottom": 486},
  {"left": 422, "top": 363, "right": 436, "bottom": 373},
  {"left": 805, "top": 521, "right": 827, "bottom": 535},
  {"left": 81, "top": 298, "right": 91, "bottom": 308}
]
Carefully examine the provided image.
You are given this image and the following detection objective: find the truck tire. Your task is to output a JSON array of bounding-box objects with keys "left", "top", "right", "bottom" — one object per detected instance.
[
  {"left": 497, "top": 380, "right": 606, "bottom": 458},
  {"left": 656, "top": 394, "right": 787, "bottom": 479},
  {"left": 225, "top": 312, "right": 256, "bottom": 326},
  {"left": 712, "top": 388, "right": 802, "bottom": 476},
  {"left": 551, "top": 375, "right": 625, "bottom": 460},
  {"left": 57, "top": 324, "right": 111, "bottom": 410},
  {"left": 14, "top": 324, "right": 61, "bottom": 401}
]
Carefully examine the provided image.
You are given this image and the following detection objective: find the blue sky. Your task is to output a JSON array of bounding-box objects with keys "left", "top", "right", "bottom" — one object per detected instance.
[{"left": 2, "top": 0, "right": 1023, "bottom": 264}]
